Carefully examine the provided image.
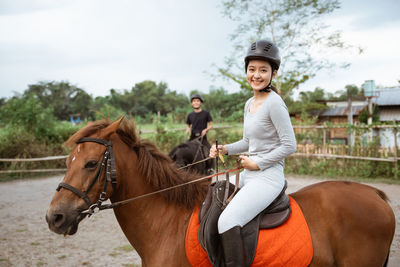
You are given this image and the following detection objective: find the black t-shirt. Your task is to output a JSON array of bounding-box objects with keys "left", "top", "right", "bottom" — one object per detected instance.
[{"left": 186, "top": 110, "right": 212, "bottom": 139}]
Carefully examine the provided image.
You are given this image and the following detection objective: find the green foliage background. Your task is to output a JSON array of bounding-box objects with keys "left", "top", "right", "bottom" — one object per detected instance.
[{"left": 1, "top": 80, "right": 399, "bottom": 181}]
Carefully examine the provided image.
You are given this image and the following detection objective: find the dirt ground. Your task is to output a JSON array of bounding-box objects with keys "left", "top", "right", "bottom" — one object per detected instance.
[{"left": 0, "top": 175, "right": 399, "bottom": 267}]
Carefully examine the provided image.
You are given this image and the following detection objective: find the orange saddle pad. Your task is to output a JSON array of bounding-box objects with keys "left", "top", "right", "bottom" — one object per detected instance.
[{"left": 185, "top": 196, "right": 313, "bottom": 267}]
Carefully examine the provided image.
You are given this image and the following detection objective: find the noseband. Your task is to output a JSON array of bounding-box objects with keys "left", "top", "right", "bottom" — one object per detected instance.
[{"left": 56, "top": 137, "right": 117, "bottom": 216}]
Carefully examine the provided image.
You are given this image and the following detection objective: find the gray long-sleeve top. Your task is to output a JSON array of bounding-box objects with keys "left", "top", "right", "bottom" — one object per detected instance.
[{"left": 226, "top": 91, "right": 297, "bottom": 171}]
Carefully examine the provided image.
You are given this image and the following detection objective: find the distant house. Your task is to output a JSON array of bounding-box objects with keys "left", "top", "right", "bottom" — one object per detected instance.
[
  {"left": 312, "top": 97, "right": 368, "bottom": 144},
  {"left": 373, "top": 87, "right": 400, "bottom": 122},
  {"left": 372, "top": 87, "right": 400, "bottom": 147},
  {"left": 302, "top": 87, "right": 400, "bottom": 146}
]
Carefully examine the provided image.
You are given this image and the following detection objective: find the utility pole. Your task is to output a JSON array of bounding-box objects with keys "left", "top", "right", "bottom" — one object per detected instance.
[{"left": 347, "top": 95, "right": 353, "bottom": 151}]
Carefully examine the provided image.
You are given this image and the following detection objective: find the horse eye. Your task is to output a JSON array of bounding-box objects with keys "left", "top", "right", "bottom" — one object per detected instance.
[{"left": 84, "top": 160, "right": 98, "bottom": 169}]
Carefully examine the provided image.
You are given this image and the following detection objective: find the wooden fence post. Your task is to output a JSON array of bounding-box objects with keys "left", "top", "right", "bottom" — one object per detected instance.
[
  {"left": 323, "top": 123, "right": 327, "bottom": 154},
  {"left": 393, "top": 124, "right": 398, "bottom": 179}
]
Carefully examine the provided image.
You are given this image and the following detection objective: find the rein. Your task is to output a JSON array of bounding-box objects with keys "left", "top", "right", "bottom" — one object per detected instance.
[
  {"left": 84, "top": 166, "right": 243, "bottom": 215},
  {"left": 178, "top": 156, "right": 212, "bottom": 170},
  {"left": 57, "top": 136, "right": 243, "bottom": 216}
]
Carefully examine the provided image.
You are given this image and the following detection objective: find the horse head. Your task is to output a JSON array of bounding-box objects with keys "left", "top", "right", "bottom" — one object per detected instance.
[
  {"left": 46, "top": 117, "right": 125, "bottom": 235},
  {"left": 46, "top": 118, "right": 208, "bottom": 237},
  {"left": 169, "top": 143, "right": 193, "bottom": 168},
  {"left": 169, "top": 140, "right": 210, "bottom": 174}
]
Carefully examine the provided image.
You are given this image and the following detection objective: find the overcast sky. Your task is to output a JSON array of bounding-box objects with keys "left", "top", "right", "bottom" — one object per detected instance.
[{"left": 0, "top": 0, "right": 399, "bottom": 99}]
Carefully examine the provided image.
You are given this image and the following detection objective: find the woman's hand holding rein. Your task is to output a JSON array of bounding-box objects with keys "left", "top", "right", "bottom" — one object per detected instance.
[{"left": 209, "top": 144, "right": 227, "bottom": 158}]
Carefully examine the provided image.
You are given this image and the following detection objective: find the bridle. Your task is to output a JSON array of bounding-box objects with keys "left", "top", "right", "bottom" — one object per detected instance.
[
  {"left": 175, "top": 136, "right": 210, "bottom": 171},
  {"left": 56, "top": 136, "right": 244, "bottom": 217},
  {"left": 191, "top": 136, "right": 207, "bottom": 164},
  {"left": 56, "top": 137, "right": 117, "bottom": 216}
]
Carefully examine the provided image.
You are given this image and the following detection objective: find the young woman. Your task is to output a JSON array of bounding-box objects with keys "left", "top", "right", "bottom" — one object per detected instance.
[{"left": 209, "top": 39, "right": 297, "bottom": 267}]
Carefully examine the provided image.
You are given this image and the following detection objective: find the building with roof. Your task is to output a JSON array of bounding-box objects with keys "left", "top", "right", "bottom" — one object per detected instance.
[
  {"left": 372, "top": 87, "right": 400, "bottom": 147},
  {"left": 302, "top": 85, "right": 400, "bottom": 146},
  {"left": 373, "top": 87, "right": 400, "bottom": 122}
]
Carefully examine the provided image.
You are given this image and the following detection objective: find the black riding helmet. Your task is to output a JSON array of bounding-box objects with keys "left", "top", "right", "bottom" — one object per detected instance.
[
  {"left": 244, "top": 39, "right": 281, "bottom": 72},
  {"left": 244, "top": 39, "right": 281, "bottom": 92},
  {"left": 190, "top": 94, "right": 204, "bottom": 103}
]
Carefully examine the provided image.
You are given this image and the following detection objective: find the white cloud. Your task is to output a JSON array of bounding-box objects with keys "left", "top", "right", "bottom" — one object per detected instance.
[
  {"left": 0, "top": 0, "right": 399, "bottom": 100},
  {"left": 298, "top": 14, "right": 400, "bottom": 97},
  {"left": 0, "top": 0, "right": 237, "bottom": 98}
]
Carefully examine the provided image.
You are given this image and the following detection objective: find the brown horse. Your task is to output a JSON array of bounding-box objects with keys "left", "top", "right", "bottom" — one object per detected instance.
[{"left": 46, "top": 118, "right": 395, "bottom": 267}]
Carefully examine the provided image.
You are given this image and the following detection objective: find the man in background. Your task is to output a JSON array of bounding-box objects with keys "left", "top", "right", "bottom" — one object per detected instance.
[
  {"left": 186, "top": 94, "right": 213, "bottom": 143},
  {"left": 186, "top": 94, "right": 214, "bottom": 173}
]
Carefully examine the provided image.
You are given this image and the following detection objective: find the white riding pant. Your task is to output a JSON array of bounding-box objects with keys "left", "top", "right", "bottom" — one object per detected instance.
[{"left": 217, "top": 164, "right": 285, "bottom": 234}]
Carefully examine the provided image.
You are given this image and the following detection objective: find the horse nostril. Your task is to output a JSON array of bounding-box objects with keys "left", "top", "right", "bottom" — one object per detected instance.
[
  {"left": 52, "top": 213, "right": 65, "bottom": 228},
  {"left": 55, "top": 214, "right": 63, "bottom": 223}
]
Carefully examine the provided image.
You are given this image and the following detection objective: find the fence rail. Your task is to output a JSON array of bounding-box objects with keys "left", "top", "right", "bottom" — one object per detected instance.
[
  {"left": 0, "top": 155, "right": 68, "bottom": 162},
  {"left": 1, "top": 124, "right": 399, "bottom": 175},
  {"left": 0, "top": 169, "right": 67, "bottom": 174},
  {"left": 291, "top": 153, "right": 397, "bottom": 162}
]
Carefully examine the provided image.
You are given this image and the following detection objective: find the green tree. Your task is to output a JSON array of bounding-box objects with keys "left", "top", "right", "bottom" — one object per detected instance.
[
  {"left": 0, "top": 94, "right": 56, "bottom": 140},
  {"left": 216, "top": 0, "right": 360, "bottom": 101},
  {"left": 130, "top": 80, "right": 188, "bottom": 117},
  {"left": 201, "top": 87, "right": 251, "bottom": 122},
  {"left": 0, "top": 97, "right": 6, "bottom": 107},
  {"left": 70, "top": 88, "right": 94, "bottom": 119},
  {"left": 327, "top": 84, "right": 361, "bottom": 100},
  {"left": 94, "top": 103, "right": 126, "bottom": 121},
  {"left": 291, "top": 87, "right": 328, "bottom": 115},
  {"left": 24, "top": 81, "right": 93, "bottom": 120}
]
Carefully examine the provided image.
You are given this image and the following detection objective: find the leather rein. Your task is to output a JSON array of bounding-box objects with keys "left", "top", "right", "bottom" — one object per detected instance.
[{"left": 56, "top": 137, "right": 243, "bottom": 217}]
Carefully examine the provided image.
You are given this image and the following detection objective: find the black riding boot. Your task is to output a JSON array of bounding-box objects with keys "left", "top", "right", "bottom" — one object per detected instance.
[{"left": 220, "top": 226, "right": 245, "bottom": 267}]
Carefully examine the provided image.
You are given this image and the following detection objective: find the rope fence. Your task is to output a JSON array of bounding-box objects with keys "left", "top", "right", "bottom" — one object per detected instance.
[
  {"left": 0, "top": 155, "right": 68, "bottom": 174},
  {"left": 1, "top": 124, "right": 399, "bottom": 175}
]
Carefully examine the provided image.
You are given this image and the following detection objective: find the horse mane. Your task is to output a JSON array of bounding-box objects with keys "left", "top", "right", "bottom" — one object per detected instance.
[{"left": 65, "top": 119, "right": 208, "bottom": 210}]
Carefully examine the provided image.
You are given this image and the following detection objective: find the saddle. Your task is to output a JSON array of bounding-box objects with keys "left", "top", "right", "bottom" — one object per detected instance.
[{"left": 198, "top": 180, "right": 291, "bottom": 267}]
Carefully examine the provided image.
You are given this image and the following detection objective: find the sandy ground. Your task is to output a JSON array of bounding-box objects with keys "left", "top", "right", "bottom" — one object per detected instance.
[{"left": 0, "top": 175, "right": 399, "bottom": 267}]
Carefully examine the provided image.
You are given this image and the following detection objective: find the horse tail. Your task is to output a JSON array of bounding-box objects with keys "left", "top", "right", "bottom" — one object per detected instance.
[{"left": 375, "top": 188, "right": 390, "bottom": 202}]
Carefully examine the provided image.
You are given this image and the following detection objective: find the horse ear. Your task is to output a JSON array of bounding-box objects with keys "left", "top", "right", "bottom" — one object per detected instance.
[{"left": 102, "top": 116, "right": 124, "bottom": 139}]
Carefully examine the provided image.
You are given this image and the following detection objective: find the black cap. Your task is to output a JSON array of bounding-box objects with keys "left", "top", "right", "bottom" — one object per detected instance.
[{"left": 190, "top": 94, "right": 204, "bottom": 102}]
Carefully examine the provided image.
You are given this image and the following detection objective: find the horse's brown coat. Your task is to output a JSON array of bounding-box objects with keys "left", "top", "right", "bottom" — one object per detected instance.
[{"left": 47, "top": 119, "right": 396, "bottom": 267}]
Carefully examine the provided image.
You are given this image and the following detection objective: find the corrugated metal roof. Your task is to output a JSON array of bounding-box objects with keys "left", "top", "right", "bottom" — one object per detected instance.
[
  {"left": 373, "top": 88, "right": 400, "bottom": 106},
  {"left": 379, "top": 107, "right": 400, "bottom": 121},
  {"left": 317, "top": 104, "right": 367, "bottom": 117}
]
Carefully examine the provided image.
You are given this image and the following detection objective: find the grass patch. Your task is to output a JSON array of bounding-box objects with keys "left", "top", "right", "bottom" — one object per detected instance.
[
  {"left": 109, "top": 244, "right": 134, "bottom": 257},
  {"left": 30, "top": 241, "right": 40, "bottom": 246},
  {"left": 109, "top": 251, "right": 120, "bottom": 257},
  {"left": 116, "top": 244, "right": 134, "bottom": 252},
  {"left": 57, "top": 255, "right": 66, "bottom": 260}
]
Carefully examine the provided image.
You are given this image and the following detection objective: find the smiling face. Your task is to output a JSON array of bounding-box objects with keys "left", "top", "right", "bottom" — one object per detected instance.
[
  {"left": 191, "top": 98, "right": 202, "bottom": 110},
  {"left": 246, "top": 59, "right": 276, "bottom": 91}
]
